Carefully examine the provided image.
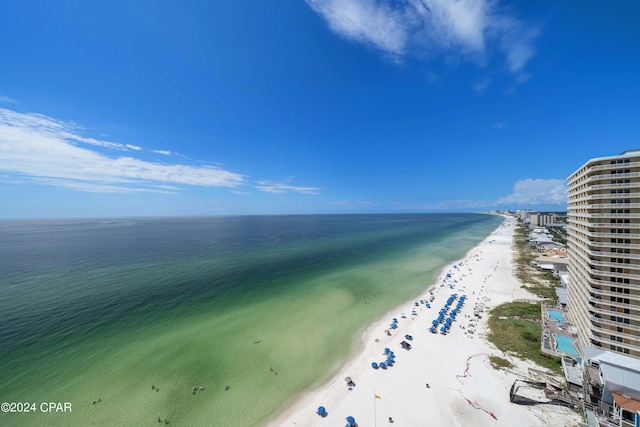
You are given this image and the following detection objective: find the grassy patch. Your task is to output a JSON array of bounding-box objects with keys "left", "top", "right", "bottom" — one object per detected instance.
[
  {"left": 512, "top": 221, "right": 559, "bottom": 304},
  {"left": 489, "top": 355, "right": 513, "bottom": 370},
  {"left": 488, "top": 301, "right": 562, "bottom": 374}
]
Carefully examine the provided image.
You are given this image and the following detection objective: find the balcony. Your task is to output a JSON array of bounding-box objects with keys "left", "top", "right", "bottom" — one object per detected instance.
[
  {"left": 590, "top": 161, "right": 640, "bottom": 171},
  {"left": 590, "top": 251, "right": 640, "bottom": 260},
  {"left": 591, "top": 269, "right": 640, "bottom": 281},
  {"left": 588, "top": 317, "right": 640, "bottom": 343},
  {"left": 584, "top": 172, "right": 640, "bottom": 183},
  {"left": 590, "top": 287, "right": 640, "bottom": 303},
  {"left": 589, "top": 203, "right": 640, "bottom": 209},
  {"left": 570, "top": 193, "right": 640, "bottom": 204},
  {"left": 588, "top": 305, "right": 640, "bottom": 323},
  {"left": 589, "top": 260, "right": 640, "bottom": 271},
  {"left": 583, "top": 213, "right": 640, "bottom": 219}
]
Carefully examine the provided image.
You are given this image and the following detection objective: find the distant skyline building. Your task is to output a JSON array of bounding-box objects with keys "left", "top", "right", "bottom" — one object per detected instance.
[{"left": 567, "top": 150, "right": 640, "bottom": 357}]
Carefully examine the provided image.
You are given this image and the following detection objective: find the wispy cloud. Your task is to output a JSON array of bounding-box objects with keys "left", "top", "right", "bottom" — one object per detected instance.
[
  {"left": 392, "top": 177, "right": 567, "bottom": 211},
  {"left": 473, "top": 76, "right": 491, "bottom": 92},
  {"left": 0, "top": 95, "right": 18, "bottom": 105},
  {"left": 255, "top": 179, "right": 320, "bottom": 195},
  {"left": 306, "top": 0, "right": 538, "bottom": 74},
  {"left": 0, "top": 108, "right": 246, "bottom": 193},
  {"left": 496, "top": 178, "right": 567, "bottom": 206},
  {"left": 151, "top": 149, "right": 172, "bottom": 156}
]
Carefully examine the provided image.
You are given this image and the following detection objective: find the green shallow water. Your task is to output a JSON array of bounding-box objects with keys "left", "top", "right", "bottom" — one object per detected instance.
[{"left": 0, "top": 214, "right": 501, "bottom": 426}]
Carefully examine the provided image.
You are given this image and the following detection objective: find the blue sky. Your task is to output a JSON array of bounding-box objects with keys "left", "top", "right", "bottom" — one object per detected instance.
[{"left": 1, "top": 1, "right": 639, "bottom": 218}]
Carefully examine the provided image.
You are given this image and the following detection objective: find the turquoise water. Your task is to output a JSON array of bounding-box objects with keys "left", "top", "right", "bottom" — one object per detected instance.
[
  {"left": 0, "top": 214, "right": 502, "bottom": 426},
  {"left": 549, "top": 309, "right": 567, "bottom": 322},
  {"left": 554, "top": 334, "right": 580, "bottom": 357}
]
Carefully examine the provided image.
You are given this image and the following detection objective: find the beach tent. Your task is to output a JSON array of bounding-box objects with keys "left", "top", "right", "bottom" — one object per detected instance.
[
  {"left": 317, "top": 406, "right": 326, "bottom": 416},
  {"left": 400, "top": 340, "right": 412, "bottom": 350}
]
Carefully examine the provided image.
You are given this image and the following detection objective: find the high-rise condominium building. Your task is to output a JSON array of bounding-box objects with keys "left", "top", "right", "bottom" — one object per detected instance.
[{"left": 567, "top": 150, "right": 640, "bottom": 357}]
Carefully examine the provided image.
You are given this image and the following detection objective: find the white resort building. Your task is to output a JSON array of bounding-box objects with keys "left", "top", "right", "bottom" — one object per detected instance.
[{"left": 567, "top": 150, "right": 640, "bottom": 358}]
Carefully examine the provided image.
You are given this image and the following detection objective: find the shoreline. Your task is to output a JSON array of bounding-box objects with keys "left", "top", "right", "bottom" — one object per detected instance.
[{"left": 265, "top": 216, "right": 582, "bottom": 426}]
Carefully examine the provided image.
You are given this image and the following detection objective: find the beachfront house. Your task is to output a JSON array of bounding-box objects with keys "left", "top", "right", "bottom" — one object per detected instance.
[{"left": 580, "top": 347, "right": 640, "bottom": 427}]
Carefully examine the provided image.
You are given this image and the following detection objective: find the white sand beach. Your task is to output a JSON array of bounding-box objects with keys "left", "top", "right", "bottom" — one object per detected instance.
[{"left": 266, "top": 216, "right": 582, "bottom": 427}]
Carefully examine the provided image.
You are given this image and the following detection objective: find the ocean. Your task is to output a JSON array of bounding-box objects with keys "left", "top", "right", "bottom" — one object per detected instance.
[{"left": 0, "top": 213, "right": 502, "bottom": 426}]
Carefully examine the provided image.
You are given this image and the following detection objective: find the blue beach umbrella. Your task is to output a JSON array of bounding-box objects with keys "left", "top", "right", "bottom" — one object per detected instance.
[
  {"left": 347, "top": 416, "right": 356, "bottom": 426},
  {"left": 371, "top": 362, "right": 378, "bottom": 369},
  {"left": 380, "top": 362, "right": 387, "bottom": 369},
  {"left": 317, "top": 406, "right": 326, "bottom": 416},
  {"left": 385, "top": 347, "right": 391, "bottom": 355}
]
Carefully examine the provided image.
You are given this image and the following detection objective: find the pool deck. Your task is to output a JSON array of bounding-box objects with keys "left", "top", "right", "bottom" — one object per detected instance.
[{"left": 541, "top": 304, "right": 581, "bottom": 359}]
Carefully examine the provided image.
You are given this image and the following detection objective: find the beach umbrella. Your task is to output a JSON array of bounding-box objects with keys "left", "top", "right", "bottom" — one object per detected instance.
[
  {"left": 380, "top": 362, "right": 387, "bottom": 369},
  {"left": 317, "top": 406, "right": 326, "bottom": 416},
  {"left": 344, "top": 376, "right": 352, "bottom": 383},
  {"left": 384, "top": 347, "right": 391, "bottom": 355},
  {"left": 371, "top": 362, "right": 378, "bottom": 369},
  {"left": 347, "top": 416, "right": 356, "bottom": 426}
]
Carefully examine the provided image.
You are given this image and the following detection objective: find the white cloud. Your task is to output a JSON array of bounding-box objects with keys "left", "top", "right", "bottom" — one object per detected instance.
[
  {"left": 0, "top": 95, "right": 18, "bottom": 105},
  {"left": 0, "top": 108, "right": 246, "bottom": 193},
  {"left": 152, "top": 149, "right": 172, "bottom": 156},
  {"left": 329, "top": 200, "right": 349, "bottom": 205},
  {"left": 306, "top": 0, "right": 538, "bottom": 74},
  {"left": 497, "top": 178, "right": 567, "bottom": 206},
  {"left": 255, "top": 180, "right": 320, "bottom": 195},
  {"left": 306, "top": 0, "right": 409, "bottom": 58}
]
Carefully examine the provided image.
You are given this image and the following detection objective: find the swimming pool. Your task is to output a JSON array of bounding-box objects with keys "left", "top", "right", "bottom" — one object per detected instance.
[
  {"left": 554, "top": 334, "right": 580, "bottom": 357},
  {"left": 548, "top": 309, "right": 567, "bottom": 322}
]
